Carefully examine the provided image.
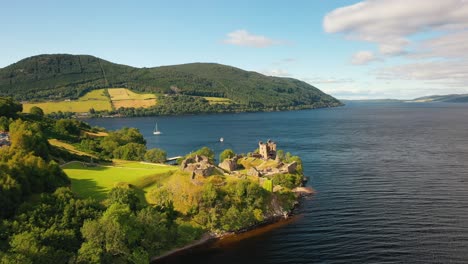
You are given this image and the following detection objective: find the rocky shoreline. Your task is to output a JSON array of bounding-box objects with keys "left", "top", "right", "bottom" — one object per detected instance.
[{"left": 151, "top": 187, "right": 314, "bottom": 263}]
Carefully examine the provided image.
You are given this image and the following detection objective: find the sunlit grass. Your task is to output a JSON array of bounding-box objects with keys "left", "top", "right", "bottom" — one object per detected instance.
[{"left": 63, "top": 161, "right": 176, "bottom": 201}]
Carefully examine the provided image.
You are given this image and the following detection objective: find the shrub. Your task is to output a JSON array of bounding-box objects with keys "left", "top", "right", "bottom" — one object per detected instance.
[
  {"left": 219, "top": 149, "right": 235, "bottom": 162},
  {"left": 144, "top": 148, "right": 167, "bottom": 163}
]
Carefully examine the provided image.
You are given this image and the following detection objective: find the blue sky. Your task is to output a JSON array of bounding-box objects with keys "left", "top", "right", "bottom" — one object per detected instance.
[{"left": 2, "top": 0, "right": 468, "bottom": 99}]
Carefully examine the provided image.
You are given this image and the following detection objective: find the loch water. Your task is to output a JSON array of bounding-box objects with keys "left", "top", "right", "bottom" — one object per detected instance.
[{"left": 86, "top": 102, "right": 468, "bottom": 263}]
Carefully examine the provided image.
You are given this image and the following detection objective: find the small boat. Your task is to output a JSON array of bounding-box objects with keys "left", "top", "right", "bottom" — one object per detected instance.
[
  {"left": 219, "top": 137, "right": 224, "bottom": 142},
  {"left": 153, "top": 122, "right": 162, "bottom": 135}
]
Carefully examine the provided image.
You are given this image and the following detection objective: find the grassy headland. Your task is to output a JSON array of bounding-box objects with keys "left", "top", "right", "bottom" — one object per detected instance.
[{"left": 0, "top": 96, "right": 309, "bottom": 264}]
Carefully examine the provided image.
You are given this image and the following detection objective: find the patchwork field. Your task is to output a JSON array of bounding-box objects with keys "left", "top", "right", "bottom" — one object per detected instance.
[
  {"left": 22, "top": 88, "right": 158, "bottom": 114},
  {"left": 108, "top": 88, "right": 157, "bottom": 109},
  {"left": 23, "top": 89, "right": 112, "bottom": 114},
  {"left": 203, "top": 96, "right": 233, "bottom": 105},
  {"left": 63, "top": 161, "right": 177, "bottom": 201}
]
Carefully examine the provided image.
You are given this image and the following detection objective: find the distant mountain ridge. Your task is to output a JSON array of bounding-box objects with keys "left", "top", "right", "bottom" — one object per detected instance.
[
  {"left": 410, "top": 94, "right": 468, "bottom": 103},
  {"left": 341, "top": 94, "right": 468, "bottom": 103},
  {"left": 0, "top": 54, "right": 341, "bottom": 110}
]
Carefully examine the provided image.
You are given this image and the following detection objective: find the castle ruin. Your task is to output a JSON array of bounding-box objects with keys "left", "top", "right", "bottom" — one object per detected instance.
[{"left": 258, "top": 139, "right": 277, "bottom": 160}]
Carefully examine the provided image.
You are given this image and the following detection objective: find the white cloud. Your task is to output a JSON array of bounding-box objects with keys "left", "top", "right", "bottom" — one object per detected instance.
[
  {"left": 411, "top": 31, "right": 468, "bottom": 59},
  {"left": 323, "top": 0, "right": 468, "bottom": 56},
  {"left": 223, "top": 30, "right": 281, "bottom": 48},
  {"left": 351, "top": 51, "right": 379, "bottom": 65},
  {"left": 323, "top": 0, "right": 468, "bottom": 98},
  {"left": 377, "top": 60, "right": 468, "bottom": 87}
]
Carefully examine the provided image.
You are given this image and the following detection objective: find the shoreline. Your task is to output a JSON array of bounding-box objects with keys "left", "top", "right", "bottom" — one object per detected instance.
[
  {"left": 151, "top": 196, "right": 309, "bottom": 263},
  {"left": 74, "top": 103, "right": 344, "bottom": 119}
]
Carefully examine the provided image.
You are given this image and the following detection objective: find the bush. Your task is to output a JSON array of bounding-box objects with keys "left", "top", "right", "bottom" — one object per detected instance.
[
  {"left": 192, "top": 147, "right": 215, "bottom": 162},
  {"left": 271, "top": 173, "right": 302, "bottom": 189},
  {"left": 29, "top": 106, "right": 44, "bottom": 117},
  {"left": 144, "top": 148, "right": 167, "bottom": 163},
  {"left": 219, "top": 149, "right": 235, "bottom": 162}
]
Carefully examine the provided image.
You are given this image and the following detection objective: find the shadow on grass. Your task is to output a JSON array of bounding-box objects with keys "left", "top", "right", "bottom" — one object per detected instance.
[
  {"left": 71, "top": 178, "right": 108, "bottom": 201},
  {"left": 64, "top": 162, "right": 111, "bottom": 171},
  {"left": 132, "top": 171, "right": 174, "bottom": 189}
]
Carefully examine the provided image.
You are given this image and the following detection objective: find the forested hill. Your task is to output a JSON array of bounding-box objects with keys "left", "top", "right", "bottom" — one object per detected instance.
[{"left": 0, "top": 54, "right": 341, "bottom": 108}]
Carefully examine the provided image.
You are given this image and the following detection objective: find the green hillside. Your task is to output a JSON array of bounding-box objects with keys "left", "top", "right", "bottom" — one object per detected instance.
[{"left": 0, "top": 54, "right": 341, "bottom": 110}]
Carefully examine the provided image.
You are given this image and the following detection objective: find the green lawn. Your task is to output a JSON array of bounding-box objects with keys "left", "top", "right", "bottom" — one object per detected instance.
[{"left": 63, "top": 161, "right": 176, "bottom": 201}]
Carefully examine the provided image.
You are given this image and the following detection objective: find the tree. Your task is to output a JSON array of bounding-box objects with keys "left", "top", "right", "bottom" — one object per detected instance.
[
  {"left": 0, "top": 116, "right": 11, "bottom": 131},
  {"left": 147, "top": 187, "right": 173, "bottom": 210},
  {"left": 112, "top": 143, "right": 146, "bottom": 161},
  {"left": 9, "top": 119, "right": 49, "bottom": 158},
  {"left": 100, "top": 127, "right": 146, "bottom": 158},
  {"left": 29, "top": 106, "right": 44, "bottom": 117},
  {"left": 219, "top": 149, "right": 235, "bottom": 162},
  {"left": 54, "top": 119, "right": 81, "bottom": 137},
  {"left": 107, "top": 187, "right": 141, "bottom": 211},
  {"left": 144, "top": 148, "right": 167, "bottom": 163},
  {"left": 0, "top": 97, "right": 22, "bottom": 117},
  {"left": 78, "top": 204, "right": 139, "bottom": 263}
]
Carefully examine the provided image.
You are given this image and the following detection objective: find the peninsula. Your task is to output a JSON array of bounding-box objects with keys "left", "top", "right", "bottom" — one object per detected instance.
[{"left": 0, "top": 97, "right": 311, "bottom": 263}]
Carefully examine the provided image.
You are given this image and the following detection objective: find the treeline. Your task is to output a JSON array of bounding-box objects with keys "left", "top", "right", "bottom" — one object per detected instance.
[
  {"left": 83, "top": 94, "right": 340, "bottom": 118},
  {"left": 78, "top": 127, "right": 166, "bottom": 162}
]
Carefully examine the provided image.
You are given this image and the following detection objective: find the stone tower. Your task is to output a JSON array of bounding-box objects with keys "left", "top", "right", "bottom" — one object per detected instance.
[{"left": 258, "top": 139, "right": 277, "bottom": 160}]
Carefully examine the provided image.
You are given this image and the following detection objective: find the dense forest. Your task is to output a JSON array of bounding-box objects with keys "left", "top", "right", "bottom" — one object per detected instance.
[{"left": 0, "top": 54, "right": 341, "bottom": 111}]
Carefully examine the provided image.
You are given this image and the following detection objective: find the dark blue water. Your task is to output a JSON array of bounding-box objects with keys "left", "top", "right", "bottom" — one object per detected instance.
[{"left": 86, "top": 103, "right": 468, "bottom": 263}]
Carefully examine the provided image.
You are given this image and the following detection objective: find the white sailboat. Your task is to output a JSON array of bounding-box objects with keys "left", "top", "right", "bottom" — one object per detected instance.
[{"left": 153, "top": 122, "right": 162, "bottom": 135}]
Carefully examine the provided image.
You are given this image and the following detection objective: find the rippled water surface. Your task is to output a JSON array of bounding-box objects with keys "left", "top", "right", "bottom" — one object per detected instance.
[{"left": 87, "top": 102, "right": 468, "bottom": 263}]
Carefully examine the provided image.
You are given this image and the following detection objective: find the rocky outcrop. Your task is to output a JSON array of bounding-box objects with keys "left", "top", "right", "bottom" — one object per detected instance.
[
  {"left": 219, "top": 157, "right": 238, "bottom": 172},
  {"left": 273, "top": 185, "right": 283, "bottom": 193},
  {"left": 284, "top": 161, "right": 297, "bottom": 173},
  {"left": 292, "top": 186, "right": 315, "bottom": 196},
  {"left": 247, "top": 167, "right": 261, "bottom": 177}
]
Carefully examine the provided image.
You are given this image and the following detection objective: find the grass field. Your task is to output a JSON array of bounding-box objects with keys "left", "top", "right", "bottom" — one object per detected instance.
[
  {"left": 63, "top": 161, "right": 177, "bottom": 201},
  {"left": 23, "top": 89, "right": 112, "bottom": 114},
  {"left": 108, "top": 88, "right": 157, "bottom": 109},
  {"left": 49, "top": 139, "right": 97, "bottom": 159},
  {"left": 203, "top": 96, "right": 233, "bottom": 105},
  {"left": 22, "top": 88, "right": 158, "bottom": 114}
]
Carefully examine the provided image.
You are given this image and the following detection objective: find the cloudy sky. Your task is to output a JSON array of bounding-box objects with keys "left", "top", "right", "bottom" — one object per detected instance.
[{"left": 1, "top": 0, "right": 468, "bottom": 99}]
